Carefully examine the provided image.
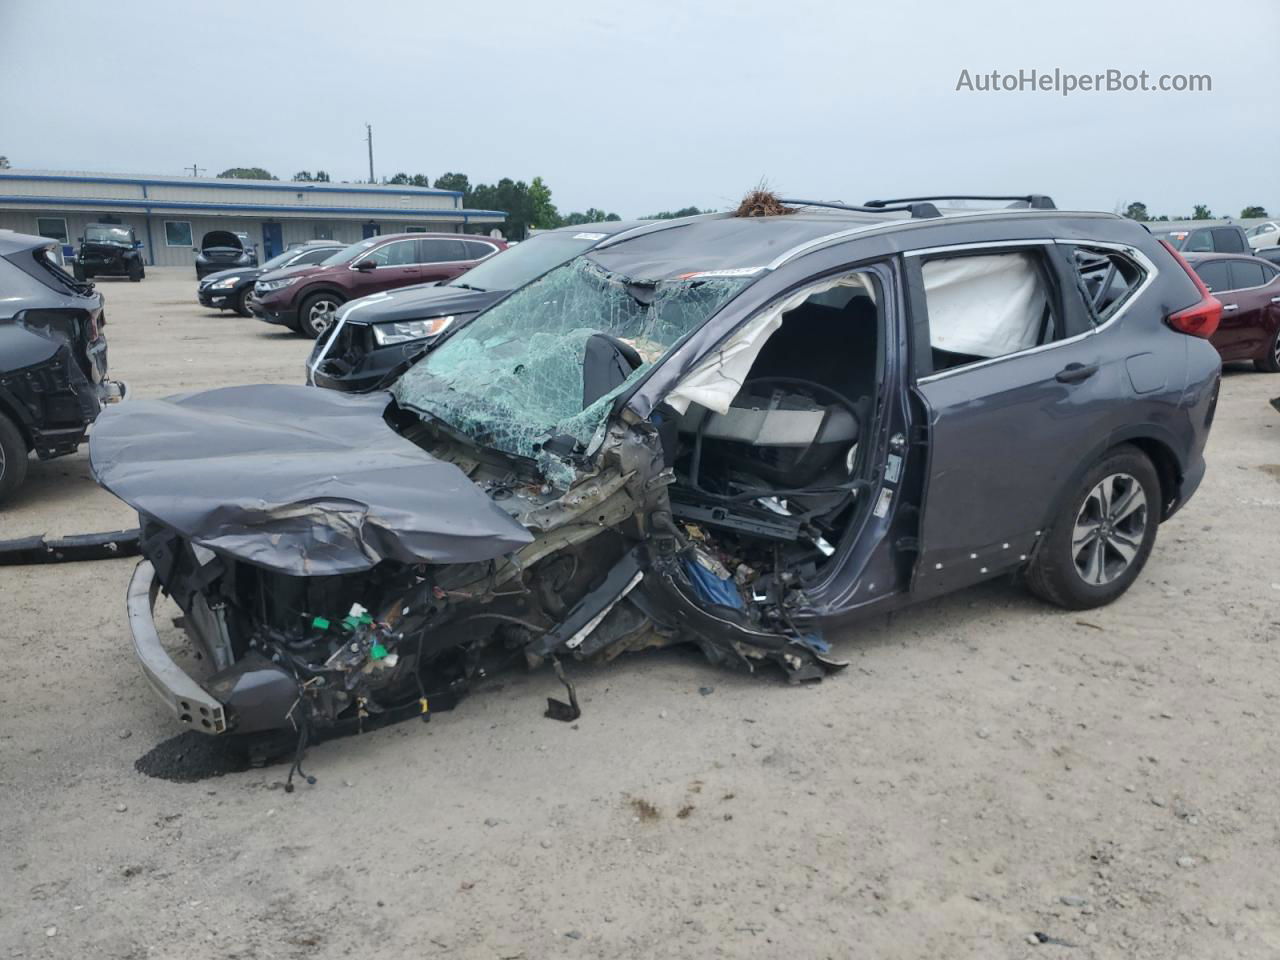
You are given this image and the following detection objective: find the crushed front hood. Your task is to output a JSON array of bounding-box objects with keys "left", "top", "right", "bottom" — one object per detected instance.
[{"left": 89, "top": 384, "right": 533, "bottom": 575}]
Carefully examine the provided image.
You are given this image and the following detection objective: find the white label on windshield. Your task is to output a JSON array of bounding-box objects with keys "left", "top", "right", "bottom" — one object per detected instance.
[
  {"left": 573, "top": 232, "right": 608, "bottom": 241},
  {"left": 677, "top": 266, "right": 766, "bottom": 279}
]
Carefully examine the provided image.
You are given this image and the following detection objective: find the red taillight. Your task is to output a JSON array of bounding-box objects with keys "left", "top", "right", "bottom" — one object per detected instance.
[{"left": 1158, "top": 239, "right": 1222, "bottom": 339}]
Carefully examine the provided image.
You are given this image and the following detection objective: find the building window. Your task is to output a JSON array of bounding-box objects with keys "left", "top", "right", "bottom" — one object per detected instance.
[
  {"left": 313, "top": 225, "right": 334, "bottom": 240},
  {"left": 36, "top": 217, "right": 69, "bottom": 244},
  {"left": 164, "top": 221, "right": 193, "bottom": 247}
]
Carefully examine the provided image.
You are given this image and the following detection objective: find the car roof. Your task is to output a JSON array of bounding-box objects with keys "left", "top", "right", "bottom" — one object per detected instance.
[
  {"left": 0, "top": 229, "right": 57, "bottom": 257},
  {"left": 544, "top": 220, "right": 646, "bottom": 236},
  {"left": 587, "top": 207, "right": 1123, "bottom": 281},
  {"left": 371, "top": 232, "right": 493, "bottom": 242}
]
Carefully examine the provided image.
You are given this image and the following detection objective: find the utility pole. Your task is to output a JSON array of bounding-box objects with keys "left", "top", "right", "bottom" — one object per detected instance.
[
  {"left": 187, "top": 163, "right": 204, "bottom": 177},
  {"left": 365, "top": 123, "right": 375, "bottom": 184}
]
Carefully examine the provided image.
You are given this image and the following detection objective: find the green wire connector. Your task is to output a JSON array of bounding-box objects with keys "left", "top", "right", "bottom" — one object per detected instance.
[
  {"left": 370, "top": 643, "right": 389, "bottom": 661},
  {"left": 311, "top": 616, "right": 330, "bottom": 630}
]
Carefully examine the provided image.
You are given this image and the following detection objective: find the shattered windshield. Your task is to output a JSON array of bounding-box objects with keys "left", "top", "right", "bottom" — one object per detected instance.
[{"left": 393, "top": 257, "right": 748, "bottom": 470}]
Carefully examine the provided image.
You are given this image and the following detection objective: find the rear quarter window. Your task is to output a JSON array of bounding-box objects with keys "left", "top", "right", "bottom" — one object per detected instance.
[{"left": 1070, "top": 246, "right": 1147, "bottom": 322}]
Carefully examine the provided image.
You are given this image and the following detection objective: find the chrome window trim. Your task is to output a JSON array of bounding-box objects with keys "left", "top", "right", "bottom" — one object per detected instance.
[
  {"left": 912, "top": 237, "right": 1159, "bottom": 386},
  {"left": 1213, "top": 259, "right": 1280, "bottom": 293},
  {"left": 344, "top": 238, "right": 419, "bottom": 271}
]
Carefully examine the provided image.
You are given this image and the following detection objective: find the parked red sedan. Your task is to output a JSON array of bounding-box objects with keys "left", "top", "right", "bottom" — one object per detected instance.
[
  {"left": 250, "top": 232, "right": 506, "bottom": 338},
  {"left": 1186, "top": 252, "right": 1280, "bottom": 372}
]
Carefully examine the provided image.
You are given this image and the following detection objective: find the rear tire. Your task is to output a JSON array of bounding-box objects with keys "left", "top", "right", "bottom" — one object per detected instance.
[
  {"left": 128, "top": 260, "right": 144, "bottom": 282},
  {"left": 0, "top": 413, "right": 29, "bottom": 506},
  {"left": 1254, "top": 327, "right": 1280, "bottom": 373},
  {"left": 73, "top": 263, "right": 86, "bottom": 281},
  {"left": 298, "top": 291, "right": 344, "bottom": 339},
  {"left": 1025, "top": 445, "right": 1160, "bottom": 610}
]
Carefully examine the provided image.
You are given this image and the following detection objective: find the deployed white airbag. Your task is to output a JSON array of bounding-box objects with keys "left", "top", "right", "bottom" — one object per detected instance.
[{"left": 922, "top": 252, "right": 1046, "bottom": 359}]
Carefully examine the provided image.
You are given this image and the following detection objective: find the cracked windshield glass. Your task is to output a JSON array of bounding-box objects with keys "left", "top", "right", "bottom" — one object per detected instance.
[{"left": 393, "top": 257, "right": 748, "bottom": 470}]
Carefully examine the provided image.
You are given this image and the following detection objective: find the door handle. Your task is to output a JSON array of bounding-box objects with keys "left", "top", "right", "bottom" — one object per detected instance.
[
  {"left": 1055, "top": 362, "right": 1098, "bottom": 384},
  {"left": 1271, "top": 297, "right": 1280, "bottom": 303},
  {"left": 1222, "top": 304, "right": 1239, "bottom": 312}
]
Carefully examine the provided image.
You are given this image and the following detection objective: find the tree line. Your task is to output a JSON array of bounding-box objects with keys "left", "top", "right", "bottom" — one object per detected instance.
[
  {"left": 1123, "top": 201, "right": 1269, "bottom": 222},
  {"left": 214, "top": 165, "right": 710, "bottom": 238}
]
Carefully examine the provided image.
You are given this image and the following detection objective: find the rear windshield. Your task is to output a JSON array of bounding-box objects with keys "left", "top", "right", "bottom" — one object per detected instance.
[{"left": 1156, "top": 231, "right": 1189, "bottom": 250}]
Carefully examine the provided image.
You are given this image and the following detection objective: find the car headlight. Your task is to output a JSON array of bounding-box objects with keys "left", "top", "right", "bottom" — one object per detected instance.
[
  {"left": 257, "top": 276, "right": 300, "bottom": 293},
  {"left": 371, "top": 316, "right": 455, "bottom": 346},
  {"left": 210, "top": 276, "right": 240, "bottom": 289}
]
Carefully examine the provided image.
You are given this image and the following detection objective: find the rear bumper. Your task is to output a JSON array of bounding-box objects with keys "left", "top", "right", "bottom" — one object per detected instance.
[{"left": 127, "top": 560, "right": 229, "bottom": 734}]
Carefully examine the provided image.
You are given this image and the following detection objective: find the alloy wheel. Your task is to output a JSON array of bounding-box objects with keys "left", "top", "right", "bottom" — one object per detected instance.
[
  {"left": 1071, "top": 472, "right": 1147, "bottom": 585},
  {"left": 307, "top": 299, "right": 338, "bottom": 336}
]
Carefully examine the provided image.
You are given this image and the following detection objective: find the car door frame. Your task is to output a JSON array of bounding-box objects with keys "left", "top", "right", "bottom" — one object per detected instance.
[
  {"left": 349, "top": 237, "right": 423, "bottom": 296},
  {"left": 900, "top": 236, "right": 1145, "bottom": 601},
  {"left": 1223, "top": 259, "right": 1280, "bottom": 359},
  {"left": 416, "top": 237, "right": 475, "bottom": 284}
]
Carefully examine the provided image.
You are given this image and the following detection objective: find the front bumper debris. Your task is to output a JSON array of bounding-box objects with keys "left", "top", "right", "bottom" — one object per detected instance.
[{"left": 127, "top": 560, "right": 228, "bottom": 733}]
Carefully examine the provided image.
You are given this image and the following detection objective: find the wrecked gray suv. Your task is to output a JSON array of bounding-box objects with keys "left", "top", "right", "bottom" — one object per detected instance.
[{"left": 91, "top": 194, "right": 1222, "bottom": 762}]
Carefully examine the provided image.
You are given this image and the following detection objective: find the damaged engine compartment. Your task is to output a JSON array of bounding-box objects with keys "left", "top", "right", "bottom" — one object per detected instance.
[{"left": 92, "top": 223, "right": 896, "bottom": 772}]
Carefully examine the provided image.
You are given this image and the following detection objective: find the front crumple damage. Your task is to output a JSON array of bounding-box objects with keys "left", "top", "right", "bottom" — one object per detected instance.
[{"left": 100, "top": 253, "right": 880, "bottom": 757}]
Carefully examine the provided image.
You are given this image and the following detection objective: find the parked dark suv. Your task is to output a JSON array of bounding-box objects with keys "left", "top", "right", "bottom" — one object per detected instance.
[
  {"left": 1155, "top": 223, "right": 1249, "bottom": 254},
  {"left": 194, "top": 231, "right": 259, "bottom": 279},
  {"left": 92, "top": 194, "right": 1222, "bottom": 751},
  {"left": 1, "top": 231, "right": 125, "bottom": 504},
  {"left": 198, "top": 241, "right": 343, "bottom": 317},
  {"left": 73, "top": 223, "right": 145, "bottom": 282},
  {"left": 250, "top": 233, "right": 506, "bottom": 338},
  {"left": 308, "top": 222, "right": 639, "bottom": 392}
]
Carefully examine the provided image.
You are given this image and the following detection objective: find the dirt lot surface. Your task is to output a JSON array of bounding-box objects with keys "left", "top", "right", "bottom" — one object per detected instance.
[{"left": 2, "top": 267, "right": 1278, "bottom": 959}]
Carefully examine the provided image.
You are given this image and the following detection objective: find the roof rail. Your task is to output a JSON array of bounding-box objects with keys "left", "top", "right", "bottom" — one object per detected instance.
[
  {"left": 780, "top": 198, "right": 942, "bottom": 219},
  {"left": 593, "top": 210, "right": 734, "bottom": 250},
  {"left": 864, "top": 194, "right": 1056, "bottom": 210}
]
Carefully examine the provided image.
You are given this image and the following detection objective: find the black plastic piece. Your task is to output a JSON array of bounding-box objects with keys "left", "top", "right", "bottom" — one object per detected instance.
[
  {"left": 0, "top": 528, "right": 141, "bottom": 565},
  {"left": 779, "top": 198, "right": 942, "bottom": 219},
  {"left": 863, "top": 194, "right": 1057, "bottom": 210}
]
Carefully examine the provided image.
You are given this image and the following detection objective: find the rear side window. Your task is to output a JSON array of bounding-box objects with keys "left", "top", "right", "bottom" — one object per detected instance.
[
  {"left": 417, "top": 239, "right": 469, "bottom": 263},
  {"left": 1228, "top": 260, "right": 1269, "bottom": 289},
  {"left": 1184, "top": 230, "right": 1213, "bottom": 253},
  {"left": 1070, "top": 246, "right": 1147, "bottom": 322},
  {"left": 1193, "top": 261, "right": 1231, "bottom": 292},
  {"left": 920, "top": 249, "right": 1062, "bottom": 373},
  {"left": 1212, "top": 228, "right": 1246, "bottom": 253},
  {"left": 464, "top": 240, "right": 497, "bottom": 260}
]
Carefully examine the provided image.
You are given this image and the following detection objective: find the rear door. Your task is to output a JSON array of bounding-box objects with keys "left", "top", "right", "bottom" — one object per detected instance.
[
  {"left": 907, "top": 239, "right": 1141, "bottom": 598},
  {"left": 1224, "top": 259, "right": 1280, "bottom": 358},
  {"left": 1199, "top": 260, "right": 1251, "bottom": 360}
]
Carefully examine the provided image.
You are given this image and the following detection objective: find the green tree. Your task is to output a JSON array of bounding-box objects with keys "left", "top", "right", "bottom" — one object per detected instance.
[
  {"left": 0, "top": 155, "right": 9, "bottom": 169},
  {"left": 1122, "top": 202, "right": 1149, "bottom": 221},
  {"left": 292, "top": 170, "right": 331, "bottom": 182},
  {"left": 560, "top": 207, "right": 622, "bottom": 226},
  {"left": 1192, "top": 204, "right": 1212, "bottom": 220},
  {"left": 433, "top": 172, "right": 471, "bottom": 195},
  {"left": 218, "top": 167, "right": 276, "bottom": 180},
  {"left": 645, "top": 206, "right": 705, "bottom": 219},
  {"left": 1241, "top": 205, "right": 1269, "bottom": 218},
  {"left": 528, "top": 176, "right": 560, "bottom": 230}
]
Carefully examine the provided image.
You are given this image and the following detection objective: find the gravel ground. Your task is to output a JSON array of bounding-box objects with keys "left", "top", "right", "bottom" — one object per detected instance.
[{"left": 1, "top": 268, "right": 1278, "bottom": 959}]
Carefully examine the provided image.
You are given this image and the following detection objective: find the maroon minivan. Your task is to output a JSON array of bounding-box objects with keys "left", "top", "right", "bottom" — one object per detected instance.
[
  {"left": 250, "top": 232, "right": 506, "bottom": 337},
  {"left": 1186, "top": 252, "right": 1280, "bottom": 372}
]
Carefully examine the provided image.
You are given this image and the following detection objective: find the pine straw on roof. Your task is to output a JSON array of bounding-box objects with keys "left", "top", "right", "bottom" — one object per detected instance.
[{"left": 733, "top": 189, "right": 797, "bottom": 218}]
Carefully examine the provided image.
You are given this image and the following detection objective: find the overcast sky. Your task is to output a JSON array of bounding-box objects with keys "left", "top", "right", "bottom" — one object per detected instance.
[{"left": 2, "top": 0, "right": 1275, "bottom": 219}]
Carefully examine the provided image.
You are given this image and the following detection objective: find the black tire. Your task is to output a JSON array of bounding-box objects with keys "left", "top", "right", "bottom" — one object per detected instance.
[
  {"left": 297, "top": 291, "right": 345, "bottom": 339},
  {"left": 1025, "top": 445, "right": 1160, "bottom": 610},
  {"left": 1254, "top": 327, "right": 1280, "bottom": 373},
  {"left": 0, "top": 413, "right": 29, "bottom": 506},
  {"left": 128, "top": 260, "right": 144, "bottom": 282},
  {"left": 234, "top": 286, "right": 254, "bottom": 318},
  {"left": 72, "top": 262, "right": 86, "bottom": 281}
]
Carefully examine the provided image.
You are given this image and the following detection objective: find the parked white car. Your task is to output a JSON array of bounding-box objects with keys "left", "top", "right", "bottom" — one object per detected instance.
[{"left": 1247, "top": 221, "right": 1280, "bottom": 250}]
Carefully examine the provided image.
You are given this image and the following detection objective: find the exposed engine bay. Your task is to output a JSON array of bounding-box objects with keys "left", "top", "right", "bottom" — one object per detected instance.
[{"left": 92, "top": 258, "right": 885, "bottom": 778}]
